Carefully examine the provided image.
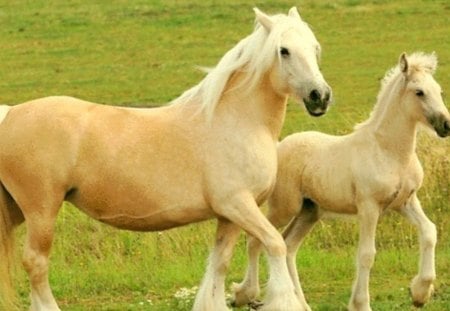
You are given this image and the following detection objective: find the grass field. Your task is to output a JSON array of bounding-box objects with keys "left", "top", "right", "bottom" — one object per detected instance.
[{"left": 1, "top": 0, "right": 449, "bottom": 310}]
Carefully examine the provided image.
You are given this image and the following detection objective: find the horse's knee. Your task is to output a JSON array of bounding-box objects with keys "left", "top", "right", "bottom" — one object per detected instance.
[{"left": 264, "top": 233, "right": 287, "bottom": 257}]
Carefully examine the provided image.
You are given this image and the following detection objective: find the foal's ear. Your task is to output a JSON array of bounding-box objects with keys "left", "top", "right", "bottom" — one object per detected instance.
[
  {"left": 254, "top": 7, "right": 273, "bottom": 31},
  {"left": 427, "top": 51, "right": 438, "bottom": 74},
  {"left": 399, "top": 52, "right": 409, "bottom": 74},
  {"left": 288, "top": 7, "right": 302, "bottom": 20}
]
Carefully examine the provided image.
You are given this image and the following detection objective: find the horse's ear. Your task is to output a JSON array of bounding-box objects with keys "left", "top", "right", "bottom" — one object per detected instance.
[
  {"left": 399, "top": 52, "right": 408, "bottom": 74},
  {"left": 288, "top": 7, "right": 302, "bottom": 20},
  {"left": 254, "top": 7, "right": 273, "bottom": 31}
]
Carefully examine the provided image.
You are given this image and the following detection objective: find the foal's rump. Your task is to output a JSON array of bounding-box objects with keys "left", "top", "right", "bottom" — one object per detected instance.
[
  {"left": 0, "top": 96, "right": 210, "bottom": 231},
  {"left": 277, "top": 131, "right": 359, "bottom": 214}
]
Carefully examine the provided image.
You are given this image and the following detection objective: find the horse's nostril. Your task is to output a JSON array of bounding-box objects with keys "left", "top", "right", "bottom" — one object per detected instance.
[
  {"left": 444, "top": 120, "right": 450, "bottom": 131},
  {"left": 324, "top": 91, "right": 331, "bottom": 102},
  {"left": 310, "top": 89, "right": 320, "bottom": 102}
]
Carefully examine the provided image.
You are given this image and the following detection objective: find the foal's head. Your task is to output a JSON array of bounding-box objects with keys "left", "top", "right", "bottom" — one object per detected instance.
[
  {"left": 254, "top": 7, "right": 332, "bottom": 116},
  {"left": 399, "top": 52, "right": 450, "bottom": 137}
]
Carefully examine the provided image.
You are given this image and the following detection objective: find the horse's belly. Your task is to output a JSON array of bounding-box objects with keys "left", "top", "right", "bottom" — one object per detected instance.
[
  {"left": 68, "top": 173, "right": 213, "bottom": 231},
  {"left": 93, "top": 205, "right": 216, "bottom": 231}
]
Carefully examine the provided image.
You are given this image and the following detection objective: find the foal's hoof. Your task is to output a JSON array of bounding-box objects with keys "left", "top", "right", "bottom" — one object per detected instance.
[
  {"left": 410, "top": 275, "right": 434, "bottom": 307},
  {"left": 248, "top": 300, "right": 264, "bottom": 310}
]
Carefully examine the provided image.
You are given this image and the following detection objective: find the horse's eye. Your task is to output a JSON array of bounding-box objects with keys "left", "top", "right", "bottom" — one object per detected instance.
[
  {"left": 280, "top": 47, "right": 290, "bottom": 57},
  {"left": 415, "top": 90, "right": 424, "bottom": 97}
]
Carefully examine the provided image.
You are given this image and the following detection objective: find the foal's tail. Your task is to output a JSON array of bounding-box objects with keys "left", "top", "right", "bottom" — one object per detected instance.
[{"left": 0, "top": 105, "right": 19, "bottom": 310}]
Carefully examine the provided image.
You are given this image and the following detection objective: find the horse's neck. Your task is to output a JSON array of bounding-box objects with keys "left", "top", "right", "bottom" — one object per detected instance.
[
  {"left": 217, "top": 71, "right": 288, "bottom": 140},
  {"left": 369, "top": 87, "right": 418, "bottom": 162}
]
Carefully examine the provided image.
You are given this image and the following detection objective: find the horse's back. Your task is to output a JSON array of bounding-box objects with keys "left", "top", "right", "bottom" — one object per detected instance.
[{"left": 0, "top": 96, "right": 211, "bottom": 230}]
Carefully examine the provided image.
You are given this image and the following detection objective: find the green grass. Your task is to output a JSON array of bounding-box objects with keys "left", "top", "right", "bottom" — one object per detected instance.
[{"left": 1, "top": 0, "right": 450, "bottom": 310}]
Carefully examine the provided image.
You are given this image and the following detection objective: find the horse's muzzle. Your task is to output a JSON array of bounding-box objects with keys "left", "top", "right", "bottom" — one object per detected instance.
[{"left": 303, "top": 87, "right": 332, "bottom": 117}]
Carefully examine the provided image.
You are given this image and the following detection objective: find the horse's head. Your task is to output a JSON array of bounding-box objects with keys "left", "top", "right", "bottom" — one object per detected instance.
[
  {"left": 254, "top": 7, "right": 332, "bottom": 117},
  {"left": 399, "top": 52, "right": 450, "bottom": 137}
]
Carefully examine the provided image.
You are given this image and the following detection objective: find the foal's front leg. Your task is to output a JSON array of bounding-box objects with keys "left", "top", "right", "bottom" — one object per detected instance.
[
  {"left": 349, "top": 201, "right": 380, "bottom": 311},
  {"left": 399, "top": 194, "right": 436, "bottom": 307}
]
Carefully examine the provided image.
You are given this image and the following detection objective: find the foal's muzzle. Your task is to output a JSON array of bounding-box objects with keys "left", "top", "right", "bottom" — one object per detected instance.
[
  {"left": 430, "top": 114, "right": 450, "bottom": 137},
  {"left": 437, "top": 119, "right": 450, "bottom": 137},
  {"left": 303, "top": 86, "right": 332, "bottom": 117}
]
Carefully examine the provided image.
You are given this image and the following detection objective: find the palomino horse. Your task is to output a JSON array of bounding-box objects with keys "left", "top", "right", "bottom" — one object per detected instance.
[
  {"left": 233, "top": 52, "right": 449, "bottom": 310},
  {"left": 0, "top": 7, "right": 332, "bottom": 311}
]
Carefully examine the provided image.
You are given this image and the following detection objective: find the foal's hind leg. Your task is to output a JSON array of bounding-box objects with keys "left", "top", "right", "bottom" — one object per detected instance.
[
  {"left": 399, "top": 194, "right": 436, "bottom": 307},
  {"left": 282, "top": 199, "right": 320, "bottom": 311},
  {"left": 20, "top": 198, "right": 62, "bottom": 311}
]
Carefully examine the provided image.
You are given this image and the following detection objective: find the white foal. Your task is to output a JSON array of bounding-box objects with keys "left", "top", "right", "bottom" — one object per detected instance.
[{"left": 234, "top": 52, "right": 449, "bottom": 310}]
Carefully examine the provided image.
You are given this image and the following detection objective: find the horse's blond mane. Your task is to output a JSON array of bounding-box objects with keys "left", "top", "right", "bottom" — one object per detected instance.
[
  {"left": 171, "top": 13, "right": 311, "bottom": 119},
  {"left": 355, "top": 52, "right": 437, "bottom": 131}
]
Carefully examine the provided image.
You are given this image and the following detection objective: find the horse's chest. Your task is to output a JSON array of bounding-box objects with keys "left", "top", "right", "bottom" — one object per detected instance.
[{"left": 206, "top": 133, "right": 277, "bottom": 200}]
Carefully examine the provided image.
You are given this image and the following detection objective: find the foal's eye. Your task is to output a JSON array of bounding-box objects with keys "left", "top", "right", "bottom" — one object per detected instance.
[
  {"left": 280, "top": 47, "right": 290, "bottom": 57},
  {"left": 415, "top": 90, "right": 424, "bottom": 97}
]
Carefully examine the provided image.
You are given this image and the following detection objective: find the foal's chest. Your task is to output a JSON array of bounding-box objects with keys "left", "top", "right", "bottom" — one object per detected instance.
[{"left": 378, "top": 169, "right": 422, "bottom": 210}]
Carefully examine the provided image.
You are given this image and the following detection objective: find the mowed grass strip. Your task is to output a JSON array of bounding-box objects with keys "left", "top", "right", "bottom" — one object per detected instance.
[{"left": 1, "top": 0, "right": 449, "bottom": 310}]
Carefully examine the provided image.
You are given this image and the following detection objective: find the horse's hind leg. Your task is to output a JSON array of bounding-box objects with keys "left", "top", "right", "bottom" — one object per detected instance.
[
  {"left": 20, "top": 197, "right": 62, "bottom": 311},
  {"left": 399, "top": 194, "right": 436, "bottom": 307}
]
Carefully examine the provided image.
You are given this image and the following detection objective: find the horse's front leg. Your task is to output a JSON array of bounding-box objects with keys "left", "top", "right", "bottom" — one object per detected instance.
[
  {"left": 213, "top": 192, "right": 303, "bottom": 311},
  {"left": 349, "top": 201, "right": 380, "bottom": 311},
  {"left": 232, "top": 205, "right": 299, "bottom": 307},
  {"left": 399, "top": 194, "right": 436, "bottom": 307},
  {"left": 193, "top": 219, "right": 241, "bottom": 311}
]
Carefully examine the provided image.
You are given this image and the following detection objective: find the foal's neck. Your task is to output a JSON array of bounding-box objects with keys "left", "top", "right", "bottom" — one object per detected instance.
[{"left": 371, "top": 88, "right": 418, "bottom": 162}]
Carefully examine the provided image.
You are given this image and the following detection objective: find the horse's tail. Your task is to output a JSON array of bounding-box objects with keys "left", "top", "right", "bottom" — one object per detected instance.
[
  {"left": 0, "top": 104, "right": 19, "bottom": 310},
  {"left": 0, "top": 186, "right": 19, "bottom": 310}
]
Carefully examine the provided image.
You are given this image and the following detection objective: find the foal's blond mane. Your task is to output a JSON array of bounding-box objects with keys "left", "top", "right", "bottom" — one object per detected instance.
[
  {"left": 171, "top": 13, "right": 312, "bottom": 119},
  {"left": 355, "top": 52, "right": 438, "bottom": 131}
]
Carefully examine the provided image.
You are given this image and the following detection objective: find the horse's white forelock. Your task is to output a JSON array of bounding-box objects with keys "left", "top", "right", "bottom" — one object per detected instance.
[
  {"left": 171, "top": 12, "right": 311, "bottom": 120},
  {"left": 355, "top": 52, "right": 438, "bottom": 130}
]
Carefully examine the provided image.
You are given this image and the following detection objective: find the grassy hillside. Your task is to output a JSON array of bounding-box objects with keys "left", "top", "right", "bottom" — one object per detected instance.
[{"left": 1, "top": 0, "right": 449, "bottom": 310}]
